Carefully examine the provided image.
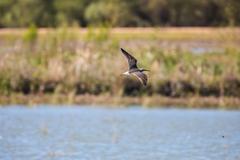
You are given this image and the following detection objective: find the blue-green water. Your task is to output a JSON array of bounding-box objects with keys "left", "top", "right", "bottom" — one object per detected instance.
[{"left": 0, "top": 106, "right": 240, "bottom": 160}]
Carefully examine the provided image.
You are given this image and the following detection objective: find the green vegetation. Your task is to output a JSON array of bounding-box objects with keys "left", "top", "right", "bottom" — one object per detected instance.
[
  {"left": 0, "top": 0, "right": 240, "bottom": 27},
  {"left": 23, "top": 24, "right": 38, "bottom": 42},
  {"left": 0, "top": 27, "right": 240, "bottom": 108}
]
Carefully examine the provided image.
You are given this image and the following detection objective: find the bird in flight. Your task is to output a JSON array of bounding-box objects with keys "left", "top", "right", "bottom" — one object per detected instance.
[{"left": 120, "top": 48, "right": 149, "bottom": 86}]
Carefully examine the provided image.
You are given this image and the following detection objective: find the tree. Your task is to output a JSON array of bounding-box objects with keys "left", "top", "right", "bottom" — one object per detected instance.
[
  {"left": 85, "top": 0, "right": 134, "bottom": 27},
  {"left": 54, "top": 0, "right": 92, "bottom": 26},
  {"left": 0, "top": 0, "right": 55, "bottom": 27}
]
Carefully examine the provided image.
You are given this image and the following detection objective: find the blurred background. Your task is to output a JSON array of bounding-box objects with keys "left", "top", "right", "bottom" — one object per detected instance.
[
  {"left": 0, "top": 0, "right": 240, "bottom": 108},
  {"left": 1, "top": 1, "right": 240, "bottom": 159},
  {"left": 0, "top": 0, "right": 240, "bottom": 27}
]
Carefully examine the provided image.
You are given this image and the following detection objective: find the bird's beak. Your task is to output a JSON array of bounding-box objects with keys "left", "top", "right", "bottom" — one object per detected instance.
[{"left": 121, "top": 72, "right": 129, "bottom": 76}]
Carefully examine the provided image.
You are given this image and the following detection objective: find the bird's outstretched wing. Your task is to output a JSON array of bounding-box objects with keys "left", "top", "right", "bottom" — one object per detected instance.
[
  {"left": 132, "top": 71, "right": 148, "bottom": 86},
  {"left": 120, "top": 48, "right": 138, "bottom": 70}
]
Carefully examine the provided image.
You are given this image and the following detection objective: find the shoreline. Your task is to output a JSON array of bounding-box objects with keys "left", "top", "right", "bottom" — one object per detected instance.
[
  {"left": 0, "top": 94, "right": 239, "bottom": 109},
  {"left": 1, "top": 27, "right": 239, "bottom": 41}
]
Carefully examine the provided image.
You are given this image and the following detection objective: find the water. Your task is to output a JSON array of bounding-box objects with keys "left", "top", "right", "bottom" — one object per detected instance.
[{"left": 0, "top": 106, "right": 240, "bottom": 160}]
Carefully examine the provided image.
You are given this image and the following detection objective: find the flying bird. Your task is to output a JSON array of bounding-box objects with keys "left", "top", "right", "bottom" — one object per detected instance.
[{"left": 120, "top": 48, "right": 149, "bottom": 86}]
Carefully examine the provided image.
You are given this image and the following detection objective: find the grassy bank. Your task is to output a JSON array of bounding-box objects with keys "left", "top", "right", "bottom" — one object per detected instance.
[
  {"left": 1, "top": 27, "right": 240, "bottom": 41},
  {"left": 0, "top": 94, "right": 240, "bottom": 109},
  {"left": 0, "top": 27, "right": 240, "bottom": 108}
]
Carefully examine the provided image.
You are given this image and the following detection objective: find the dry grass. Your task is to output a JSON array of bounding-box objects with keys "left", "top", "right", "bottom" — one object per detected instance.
[
  {"left": 0, "top": 27, "right": 240, "bottom": 108},
  {"left": 1, "top": 27, "right": 240, "bottom": 41}
]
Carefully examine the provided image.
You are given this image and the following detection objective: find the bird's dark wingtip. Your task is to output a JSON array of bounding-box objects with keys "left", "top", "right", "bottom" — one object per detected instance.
[{"left": 120, "top": 48, "right": 124, "bottom": 52}]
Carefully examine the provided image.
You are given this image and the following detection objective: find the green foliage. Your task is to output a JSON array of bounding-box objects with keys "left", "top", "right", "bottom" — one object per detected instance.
[
  {"left": 0, "top": 0, "right": 55, "bottom": 27},
  {"left": 0, "top": 0, "right": 240, "bottom": 27},
  {"left": 162, "top": 53, "right": 178, "bottom": 73},
  {"left": 23, "top": 24, "right": 38, "bottom": 42},
  {"left": 85, "top": 1, "right": 132, "bottom": 27},
  {"left": 213, "top": 63, "right": 223, "bottom": 76},
  {"left": 86, "top": 26, "right": 110, "bottom": 41},
  {"left": 237, "top": 54, "right": 240, "bottom": 74},
  {"left": 54, "top": 0, "right": 90, "bottom": 26},
  {"left": 224, "top": 0, "right": 240, "bottom": 26},
  {"left": 0, "top": 74, "right": 11, "bottom": 95}
]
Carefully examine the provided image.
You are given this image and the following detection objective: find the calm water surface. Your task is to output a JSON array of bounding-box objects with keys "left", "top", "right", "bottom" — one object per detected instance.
[{"left": 0, "top": 106, "right": 240, "bottom": 160}]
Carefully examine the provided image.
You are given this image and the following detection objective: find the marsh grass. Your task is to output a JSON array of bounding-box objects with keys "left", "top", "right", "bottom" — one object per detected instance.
[{"left": 0, "top": 27, "right": 240, "bottom": 107}]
